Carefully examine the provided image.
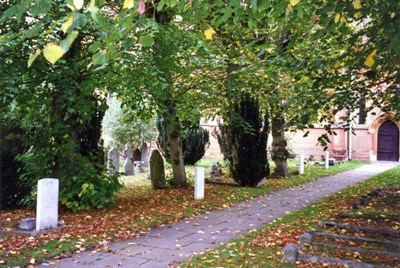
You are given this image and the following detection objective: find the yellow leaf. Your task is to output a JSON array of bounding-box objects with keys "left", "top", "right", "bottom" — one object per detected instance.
[
  {"left": 300, "top": 76, "right": 309, "bottom": 82},
  {"left": 123, "top": 0, "right": 134, "bottom": 9},
  {"left": 204, "top": 27, "right": 216, "bottom": 40},
  {"left": 353, "top": 0, "right": 362, "bottom": 9},
  {"left": 61, "top": 16, "right": 74, "bottom": 33},
  {"left": 82, "top": 183, "right": 89, "bottom": 191},
  {"left": 74, "top": 0, "right": 84, "bottom": 10},
  {"left": 334, "top": 13, "right": 340, "bottom": 23},
  {"left": 364, "top": 49, "right": 377, "bottom": 68},
  {"left": 43, "top": 44, "right": 65, "bottom": 64},
  {"left": 290, "top": 0, "right": 300, "bottom": 6},
  {"left": 30, "top": 258, "right": 35, "bottom": 264}
]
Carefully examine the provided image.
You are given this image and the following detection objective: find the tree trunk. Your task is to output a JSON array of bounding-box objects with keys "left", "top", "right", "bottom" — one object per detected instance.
[
  {"left": 271, "top": 113, "right": 289, "bottom": 178},
  {"left": 164, "top": 106, "right": 187, "bottom": 188}
]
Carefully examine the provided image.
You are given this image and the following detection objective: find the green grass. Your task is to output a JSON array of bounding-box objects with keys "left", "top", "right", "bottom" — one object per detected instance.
[{"left": 177, "top": 165, "right": 400, "bottom": 268}]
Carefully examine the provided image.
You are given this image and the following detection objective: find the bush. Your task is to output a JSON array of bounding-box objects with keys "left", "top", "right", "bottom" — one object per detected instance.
[
  {"left": 0, "top": 123, "right": 29, "bottom": 209},
  {"left": 156, "top": 117, "right": 210, "bottom": 165},
  {"left": 150, "top": 150, "right": 166, "bottom": 190},
  {"left": 217, "top": 93, "right": 270, "bottom": 187}
]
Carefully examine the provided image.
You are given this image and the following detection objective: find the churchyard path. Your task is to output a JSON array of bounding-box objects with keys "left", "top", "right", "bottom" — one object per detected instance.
[{"left": 39, "top": 162, "right": 399, "bottom": 268}]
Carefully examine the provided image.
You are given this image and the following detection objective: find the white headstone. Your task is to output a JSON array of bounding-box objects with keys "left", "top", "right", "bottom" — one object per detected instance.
[
  {"left": 107, "top": 146, "right": 119, "bottom": 175},
  {"left": 194, "top": 167, "right": 205, "bottom": 200},
  {"left": 324, "top": 151, "right": 329, "bottom": 169},
  {"left": 141, "top": 143, "right": 149, "bottom": 166},
  {"left": 123, "top": 144, "right": 134, "bottom": 175},
  {"left": 299, "top": 155, "right": 304, "bottom": 175},
  {"left": 36, "top": 178, "right": 59, "bottom": 231}
]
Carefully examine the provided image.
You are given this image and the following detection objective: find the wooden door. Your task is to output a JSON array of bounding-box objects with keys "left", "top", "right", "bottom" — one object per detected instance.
[{"left": 377, "top": 121, "right": 399, "bottom": 161}]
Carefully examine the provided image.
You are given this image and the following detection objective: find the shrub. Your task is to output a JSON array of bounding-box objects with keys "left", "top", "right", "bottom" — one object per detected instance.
[
  {"left": 217, "top": 94, "right": 270, "bottom": 187},
  {"left": 0, "top": 123, "right": 29, "bottom": 209}
]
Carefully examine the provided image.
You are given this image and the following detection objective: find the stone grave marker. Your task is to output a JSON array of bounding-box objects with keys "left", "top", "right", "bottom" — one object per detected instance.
[
  {"left": 299, "top": 155, "right": 304, "bottom": 175},
  {"left": 194, "top": 167, "right": 205, "bottom": 200},
  {"left": 324, "top": 151, "right": 329, "bottom": 169},
  {"left": 123, "top": 144, "right": 134, "bottom": 175},
  {"left": 210, "top": 162, "right": 223, "bottom": 181},
  {"left": 141, "top": 143, "right": 149, "bottom": 166},
  {"left": 36, "top": 178, "right": 59, "bottom": 231},
  {"left": 107, "top": 146, "right": 119, "bottom": 175},
  {"left": 134, "top": 161, "right": 142, "bottom": 174}
]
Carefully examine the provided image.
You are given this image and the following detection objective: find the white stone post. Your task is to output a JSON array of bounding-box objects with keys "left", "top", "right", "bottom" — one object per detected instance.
[
  {"left": 194, "top": 167, "right": 205, "bottom": 200},
  {"left": 299, "top": 155, "right": 304, "bottom": 175},
  {"left": 36, "top": 178, "right": 59, "bottom": 231},
  {"left": 324, "top": 151, "right": 329, "bottom": 169}
]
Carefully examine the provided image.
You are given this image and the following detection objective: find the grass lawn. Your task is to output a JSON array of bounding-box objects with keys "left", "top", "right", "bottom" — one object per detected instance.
[
  {"left": 0, "top": 159, "right": 366, "bottom": 267},
  {"left": 177, "top": 165, "right": 400, "bottom": 268}
]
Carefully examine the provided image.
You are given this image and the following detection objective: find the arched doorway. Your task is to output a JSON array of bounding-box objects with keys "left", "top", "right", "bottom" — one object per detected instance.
[{"left": 377, "top": 120, "right": 399, "bottom": 161}]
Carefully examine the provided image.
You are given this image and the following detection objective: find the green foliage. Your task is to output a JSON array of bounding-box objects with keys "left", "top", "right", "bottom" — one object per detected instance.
[
  {"left": 102, "top": 96, "right": 158, "bottom": 148},
  {"left": 218, "top": 94, "right": 270, "bottom": 187},
  {"left": 0, "top": 121, "right": 29, "bottom": 209},
  {"left": 156, "top": 117, "right": 210, "bottom": 165},
  {"left": 0, "top": 6, "right": 122, "bottom": 211},
  {"left": 150, "top": 149, "right": 166, "bottom": 190}
]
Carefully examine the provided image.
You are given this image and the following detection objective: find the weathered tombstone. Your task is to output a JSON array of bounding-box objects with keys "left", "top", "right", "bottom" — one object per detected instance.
[
  {"left": 283, "top": 243, "right": 298, "bottom": 262},
  {"left": 36, "top": 178, "right": 59, "bottom": 231},
  {"left": 210, "top": 162, "right": 223, "bottom": 181},
  {"left": 299, "top": 155, "right": 304, "bottom": 175},
  {"left": 107, "top": 146, "right": 119, "bottom": 175},
  {"left": 141, "top": 143, "right": 149, "bottom": 166},
  {"left": 133, "top": 148, "right": 141, "bottom": 162},
  {"left": 195, "top": 167, "right": 205, "bottom": 200},
  {"left": 123, "top": 144, "right": 134, "bottom": 175},
  {"left": 20, "top": 218, "right": 36, "bottom": 230},
  {"left": 150, "top": 150, "right": 166, "bottom": 189},
  {"left": 324, "top": 151, "right": 329, "bottom": 169},
  {"left": 134, "top": 161, "right": 142, "bottom": 174}
]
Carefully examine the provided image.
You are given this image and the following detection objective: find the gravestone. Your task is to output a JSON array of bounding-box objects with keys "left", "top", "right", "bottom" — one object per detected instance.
[
  {"left": 36, "top": 178, "right": 59, "bottom": 231},
  {"left": 107, "top": 146, "right": 119, "bottom": 175},
  {"left": 210, "top": 162, "right": 223, "bottom": 181},
  {"left": 299, "top": 155, "right": 304, "bottom": 175},
  {"left": 123, "top": 144, "right": 134, "bottom": 175},
  {"left": 324, "top": 151, "right": 329, "bottom": 169},
  {"left": 134, "top": 161, "right": 143, "bottom": 174},
  {"left": 195, "top": 167, "right": 205, "bottom": 200},
  {"left": 20, "top": 218, "right": 36, "bottom": 230},
  {"left": 141, "top": 143, "right": 149, "bottom": 166},
  {"left": 133, "top": 148, "right": 141, "bottom": 162}
]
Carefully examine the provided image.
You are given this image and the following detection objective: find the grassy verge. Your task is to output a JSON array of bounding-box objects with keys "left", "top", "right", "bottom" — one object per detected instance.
[
  {"left": 0, "top": 160, "right": 366, "bottom": 267},
  {"left": 178, "top": 165, "right": 400, "bottom": 268}
]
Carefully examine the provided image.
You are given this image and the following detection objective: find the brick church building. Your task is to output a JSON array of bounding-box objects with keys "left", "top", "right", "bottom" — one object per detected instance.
[
  {"left": 287, "top": 110, "right": 399, "bottom": 162},
  {"left": 203, "top": 109, "right": 400, "bottom": 162}
]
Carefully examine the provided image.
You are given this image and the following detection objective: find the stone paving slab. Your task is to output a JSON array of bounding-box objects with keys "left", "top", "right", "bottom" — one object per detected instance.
[{"left": 39, "top": 162, "right": 398, "bottom": 268}]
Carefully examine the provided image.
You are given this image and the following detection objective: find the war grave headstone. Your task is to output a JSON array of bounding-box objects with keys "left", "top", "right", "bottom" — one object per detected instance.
[{"left": 194, "top": 167, "right": 205, "bottom": 200}]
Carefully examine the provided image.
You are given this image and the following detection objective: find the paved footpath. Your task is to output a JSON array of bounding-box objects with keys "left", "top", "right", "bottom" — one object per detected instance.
[{"left": 40, "top": 162, "right": 399, "bottom": 268}]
